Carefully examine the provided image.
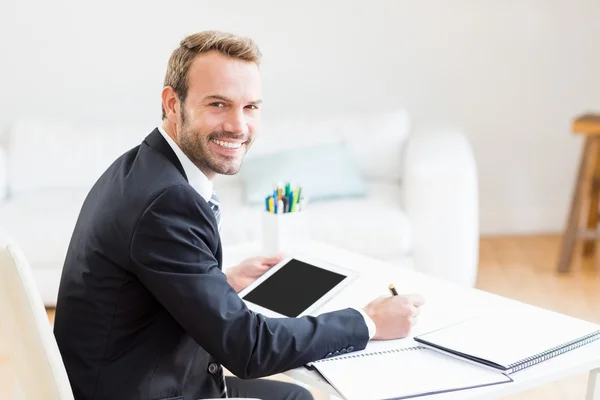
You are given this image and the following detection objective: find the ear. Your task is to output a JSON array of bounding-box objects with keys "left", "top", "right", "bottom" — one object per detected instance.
[{"left": 161, "top": 86, "right": 180, "bottom": 124}]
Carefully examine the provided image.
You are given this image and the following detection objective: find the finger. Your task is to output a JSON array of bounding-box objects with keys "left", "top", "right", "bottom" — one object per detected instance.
[
  {"left": 263, "top": 259, "right": 281, "bottom": 267},
  {"left": 264, "top": 253, "right": 285, "bottom": 265},
  {"left": 243, "top": 256, "right": 262, "bottom": 264},
  {"left": 406, "top": 294, "right": 426, "bottom": 307},
  {"left": 410, "top": 305, "right": 420, "bottom": 318},
  {"left": 253, "top": 256, "right": 275, "bottom": 266}
]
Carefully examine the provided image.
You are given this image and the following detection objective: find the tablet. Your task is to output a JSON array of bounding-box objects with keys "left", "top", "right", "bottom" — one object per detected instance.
[{"left": 238, "top": 256, "right": 358, "bottom": 318}]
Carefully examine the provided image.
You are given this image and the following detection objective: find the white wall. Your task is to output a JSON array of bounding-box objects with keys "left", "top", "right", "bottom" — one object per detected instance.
[{"left": 2, "top": 0, "right": 600, "bottom": 235}]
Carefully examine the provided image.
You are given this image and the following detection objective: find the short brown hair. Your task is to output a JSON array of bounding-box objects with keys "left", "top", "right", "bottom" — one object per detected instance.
[{"left": 162, "top": 30, "right": 262, "bottom": 119}]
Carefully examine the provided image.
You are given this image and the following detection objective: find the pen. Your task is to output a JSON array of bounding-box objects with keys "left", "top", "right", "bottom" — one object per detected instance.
[
  {"left": 388, "top": 284, "right": 398, "bottom": 296},
  {"left": 291, "top": 186, "right": 301, "bottom": 212},
  {"left": 282, "top": 196, "right": 289, "bottom": 213},
  {"left": 285, "top": 182, "right": 291, "bottom": 197}
]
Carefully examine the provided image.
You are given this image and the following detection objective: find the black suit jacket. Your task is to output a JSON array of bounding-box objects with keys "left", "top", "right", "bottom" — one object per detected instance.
[{"left": 53, "top": 128, "right": 370, "bottom": 400}]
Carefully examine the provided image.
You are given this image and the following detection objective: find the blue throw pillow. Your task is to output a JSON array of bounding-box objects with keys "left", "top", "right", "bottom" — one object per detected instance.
[{"left": 238, "top": 141, "right": 368, "bottom": 204}]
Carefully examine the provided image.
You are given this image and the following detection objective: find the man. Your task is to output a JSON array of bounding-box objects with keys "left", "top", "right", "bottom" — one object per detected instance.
[{"left": 53, "top": 30, "right": 425, "bottom": 400}]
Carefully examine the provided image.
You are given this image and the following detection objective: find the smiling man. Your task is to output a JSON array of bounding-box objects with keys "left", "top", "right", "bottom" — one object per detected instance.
[
  {"left": 53, "top": 31, "right": 425, "bottom": 400},
  {"left": 164, "top": 57, "right": 261, "bottom": 179}
]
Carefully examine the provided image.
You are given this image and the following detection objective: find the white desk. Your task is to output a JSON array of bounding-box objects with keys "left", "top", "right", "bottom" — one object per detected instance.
[{"left": 223, "top": 240, "right": 600, "bottom": 400}]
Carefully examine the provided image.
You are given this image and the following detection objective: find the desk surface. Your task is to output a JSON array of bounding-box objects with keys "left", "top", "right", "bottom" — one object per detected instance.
[{"left": 223, "top": 240, "right": 600, "bottom": 399}]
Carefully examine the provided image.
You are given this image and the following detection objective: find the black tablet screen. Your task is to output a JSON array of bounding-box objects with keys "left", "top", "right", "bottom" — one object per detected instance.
[{"left": 241, "top": 259, "right": 347, "bottom": 317}]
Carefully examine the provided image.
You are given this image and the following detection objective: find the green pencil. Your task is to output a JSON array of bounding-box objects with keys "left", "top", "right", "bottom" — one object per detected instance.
[
  {"left": 285, "top": 182, "right": 291, "bottom": 197},
  {"left": 291, "top": 186, "right": 301, "bottom": 212}
]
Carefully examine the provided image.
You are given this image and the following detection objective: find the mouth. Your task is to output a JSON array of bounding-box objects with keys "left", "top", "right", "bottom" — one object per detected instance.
[
  {"left": 210, "top": 138, "right": 245, "bottom": 150},
  {"left": 209, "top": 138, "right": 248, "bottom": 157}
]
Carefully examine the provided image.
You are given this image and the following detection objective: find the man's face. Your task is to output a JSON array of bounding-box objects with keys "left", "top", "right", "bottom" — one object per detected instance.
[{"left": 176, "top": 52, "right": 261, "bottom": 178}]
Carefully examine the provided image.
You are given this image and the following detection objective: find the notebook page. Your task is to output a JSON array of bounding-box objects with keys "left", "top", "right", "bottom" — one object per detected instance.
[
  {"left": 313, "top": 347, "right": 511, "bottom": 400},
  {"left": 416, "top": 307, "right": 600, "bottom": 369}
]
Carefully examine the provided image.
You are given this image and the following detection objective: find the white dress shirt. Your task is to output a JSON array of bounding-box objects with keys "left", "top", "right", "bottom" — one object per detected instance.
[
  {"left": 158, "top": 126, "right": 213, "bottom": 202},
  {"left": 157, "top": 126, "right": 376, "bottom": 339}
]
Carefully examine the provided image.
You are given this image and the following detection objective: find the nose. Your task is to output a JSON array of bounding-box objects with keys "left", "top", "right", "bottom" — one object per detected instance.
[{"left": 222, "top": 108, "right": 249, "bottom": 136}]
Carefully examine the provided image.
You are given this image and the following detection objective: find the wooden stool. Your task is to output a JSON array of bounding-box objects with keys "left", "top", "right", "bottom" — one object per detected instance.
[{"left": 558, "top": 113, "right": 600, "bottom": 273}]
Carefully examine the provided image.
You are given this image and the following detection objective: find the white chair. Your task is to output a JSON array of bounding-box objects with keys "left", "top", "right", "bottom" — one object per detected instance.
[
  {"left": 0, "top": 231, "right": 259, "bottom": 400},
  {"left": 0, "top": 231, "right": 74, "bottom": 400}
]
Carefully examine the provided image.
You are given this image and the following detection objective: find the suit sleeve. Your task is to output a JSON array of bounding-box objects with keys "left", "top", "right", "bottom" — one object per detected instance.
[{"left": 129, "top": 185, "right": 370, "bottom": 379}]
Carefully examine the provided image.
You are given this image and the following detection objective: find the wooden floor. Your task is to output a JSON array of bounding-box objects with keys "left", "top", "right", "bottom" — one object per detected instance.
[{"left": 1, "top": 235, "right": 599, "bottom": 399}]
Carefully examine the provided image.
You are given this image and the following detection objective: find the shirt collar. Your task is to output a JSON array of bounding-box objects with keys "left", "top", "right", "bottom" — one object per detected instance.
[{"left": 157, "top": 126, "right": 213, "bottom": 202}]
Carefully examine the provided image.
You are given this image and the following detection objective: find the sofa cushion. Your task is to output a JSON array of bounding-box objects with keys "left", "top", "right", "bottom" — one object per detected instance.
[
  {"left": 0, "top": 188, "right": 88, "bottom": 269},
  {"left": 306, "top": 197, "right": 412, "bottom": 259},
  {"left": 5, "top": 119, "right": 146, "bottom": 195},
  {"left": 306, "top": 180, "right": 412, "bottom": 258},
  {"left": 237, "top": 141, "right": 368, "bottom": 204}
]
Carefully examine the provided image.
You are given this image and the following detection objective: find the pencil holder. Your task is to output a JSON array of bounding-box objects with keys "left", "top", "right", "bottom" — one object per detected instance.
[{"left": 261, "top": 210, "right": 310, "bottom": 255}]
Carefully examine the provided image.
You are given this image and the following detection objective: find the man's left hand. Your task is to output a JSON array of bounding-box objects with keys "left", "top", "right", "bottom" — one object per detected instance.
[{"left": 226, "top": 254, "right": 285, "bottom": 293}]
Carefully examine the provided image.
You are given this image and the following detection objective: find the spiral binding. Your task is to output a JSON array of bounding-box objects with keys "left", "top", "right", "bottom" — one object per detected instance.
[
  {"left": 508, "top": 330, "right": 600, "bottom": 373},
  {"left": 314, "top": 345, "right": 426, "bottom": 364}
]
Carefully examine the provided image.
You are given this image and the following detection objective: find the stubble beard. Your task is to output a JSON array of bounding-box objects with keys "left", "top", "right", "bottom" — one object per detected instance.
[{"left": 178, "top": 107, "right": 250, "bottom": 176}]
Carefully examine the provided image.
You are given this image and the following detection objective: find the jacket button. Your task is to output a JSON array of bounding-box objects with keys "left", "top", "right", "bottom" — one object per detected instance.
[
  {"left": 347, "top": 346, "right": 354, "bottom": 352},
  {"left": 340, "top": 348, "right": 347, "bottom": 354},
  {"left": 208, "top": 363, "right": 219, "bottom": 374},
  {"left": 333, "top": 351, "right": 340, "bottom": 356},
  {"left": 325, "top": 352, "right": 333, "bottom": 358}
]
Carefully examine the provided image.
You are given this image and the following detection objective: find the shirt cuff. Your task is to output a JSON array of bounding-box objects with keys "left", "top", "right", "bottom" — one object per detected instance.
[{"left": 353, "top": 307, "right": 376, "bottom": 339}]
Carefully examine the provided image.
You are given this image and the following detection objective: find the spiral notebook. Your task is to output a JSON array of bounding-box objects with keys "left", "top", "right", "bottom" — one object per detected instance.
[
  {"left": 414, "top": 307, "right": 600, "bottom": 374},
  {"left": 307, "top": 346, "right": 512, "bottom": 400}
]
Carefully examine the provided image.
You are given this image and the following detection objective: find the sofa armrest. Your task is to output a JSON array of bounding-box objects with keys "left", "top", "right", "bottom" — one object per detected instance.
[{"left": 401, "top": 127, "right": 479, "bottom": 287}]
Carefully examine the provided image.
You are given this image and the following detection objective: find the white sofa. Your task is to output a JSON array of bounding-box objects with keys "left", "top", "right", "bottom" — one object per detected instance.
[{"left": 0, "top": 109, "right": 479, "bottom": 306}]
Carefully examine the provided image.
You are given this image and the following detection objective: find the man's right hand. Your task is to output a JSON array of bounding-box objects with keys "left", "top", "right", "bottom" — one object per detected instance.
[{"left": 363, "top": 293, "right": 425, "bottom": 340}]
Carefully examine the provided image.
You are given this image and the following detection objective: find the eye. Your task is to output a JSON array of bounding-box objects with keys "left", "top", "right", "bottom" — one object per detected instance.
[
  {"left": 246, "top": 104, "right": 259, "bottom": 110},
  {"left": 209, "top": 102, "right": 225, "bottom": 108}
]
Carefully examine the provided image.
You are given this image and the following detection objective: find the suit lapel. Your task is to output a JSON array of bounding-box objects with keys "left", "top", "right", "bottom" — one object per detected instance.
[
  {"left": 143, "top": 128, "right": 188, "bottom": 181},
  {"left": 144, "top": 127, "right": 222, "bottom": 263}
]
